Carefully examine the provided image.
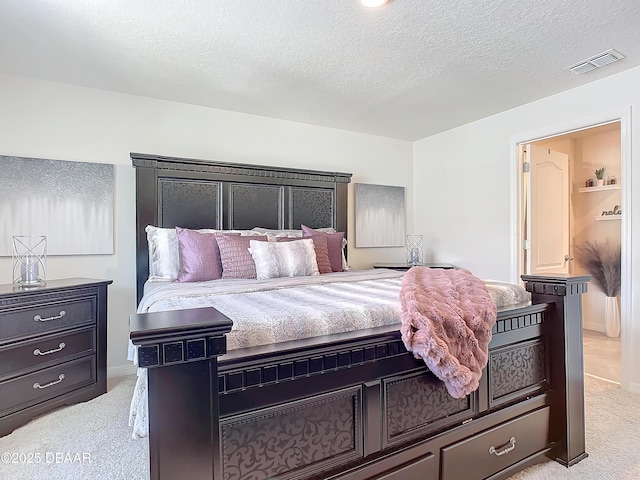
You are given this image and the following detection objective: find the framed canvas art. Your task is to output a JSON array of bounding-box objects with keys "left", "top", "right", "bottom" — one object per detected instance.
[
  {"left": 0, "top": 155, "right": 114, "bottom": 256},
  {"left": 354, "top": 183, "right": 405, "bottom": 247}
]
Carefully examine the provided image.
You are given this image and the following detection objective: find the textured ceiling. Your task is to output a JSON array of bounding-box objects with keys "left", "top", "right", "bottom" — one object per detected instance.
[{"left": 1, "top": 0, "right": 639, "bottom": 141}]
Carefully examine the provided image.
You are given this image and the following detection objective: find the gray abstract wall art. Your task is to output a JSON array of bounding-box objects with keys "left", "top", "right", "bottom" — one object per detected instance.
[
  {"left": 0, "top": 155, "right": 114, "bottom": 256},
  {"left": 354, "top": 183, "right": 405, "bottom": 247}
]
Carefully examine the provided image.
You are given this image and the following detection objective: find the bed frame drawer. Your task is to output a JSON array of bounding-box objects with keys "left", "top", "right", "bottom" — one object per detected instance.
[
  {"left": 375, "top": 453, "right": 436, "bottom": 480},
  {"left": 0, "top": 327, "right": 95, "bottom": 379},
  {"left": 0, "top": 297, "right": 96, "bottom": 342},
  {"left": 440, "top": 406, "right": 550, "bottom": 480}
]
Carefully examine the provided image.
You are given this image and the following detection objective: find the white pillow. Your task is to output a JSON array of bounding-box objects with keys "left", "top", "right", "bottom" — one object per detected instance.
[
  {"left": 145, "top": 226, "right": 264, "bottom": 281},
  {"left": 251, "top": 227, "right": 336, "bottom": 242},
  {"left": 249, "top": 238, "right": 320, "bottom": 280},
  {"left": 146, "top": 226, "right": 180, "bottom": 281},
  {"left": 251, "top": 227, "right": 303, "bottom": 237}
]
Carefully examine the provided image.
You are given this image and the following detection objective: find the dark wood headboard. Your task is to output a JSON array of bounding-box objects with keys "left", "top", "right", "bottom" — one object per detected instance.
[{"left": 132, "top": 152, "right": 352, "bottom": 304}]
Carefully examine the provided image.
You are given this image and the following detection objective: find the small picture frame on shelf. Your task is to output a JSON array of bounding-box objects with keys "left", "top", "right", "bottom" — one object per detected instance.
[
  {"left": 585, "top": 179, "right": 594, "bottom": 188},
  {"left": 606, "top": 176, "right": 617, "bottom": 185}
]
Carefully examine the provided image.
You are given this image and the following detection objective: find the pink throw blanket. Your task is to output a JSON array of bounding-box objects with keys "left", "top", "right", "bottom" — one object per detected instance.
[{"left": 400, "top": 268, "right": 497, "bottom": 398}]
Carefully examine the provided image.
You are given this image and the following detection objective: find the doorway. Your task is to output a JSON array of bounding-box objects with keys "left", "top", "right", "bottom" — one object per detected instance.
[{"left": 518, "top": 121, "right": 622, "bottom": 384}]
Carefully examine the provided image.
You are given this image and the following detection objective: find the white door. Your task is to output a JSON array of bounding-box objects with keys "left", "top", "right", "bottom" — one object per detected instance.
[{"left": 526, "top": 144, "right": 571, "bottom": 275}]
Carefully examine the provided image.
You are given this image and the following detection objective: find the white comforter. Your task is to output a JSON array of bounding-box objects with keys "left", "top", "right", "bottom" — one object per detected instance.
[
  {"left": 128, "top": 269, "right": 530, "bottom": 438},
  {"left": 138, "top": 269, "right": 406, "bottom": 351}
]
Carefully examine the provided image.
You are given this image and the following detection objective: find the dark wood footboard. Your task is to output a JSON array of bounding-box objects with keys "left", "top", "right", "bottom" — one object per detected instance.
[{"left": 130, "top": 274, "right": 590, "bottom": 480}]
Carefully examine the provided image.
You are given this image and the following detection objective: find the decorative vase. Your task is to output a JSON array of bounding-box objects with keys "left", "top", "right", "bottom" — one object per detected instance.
[
  {"left": 604, "top": 296, "right": 620, "bottom": 338},
  {"left": 596, "top": 179, "right": 605, "bottom": 187},
  {"left": 12, "top": 235, "right": 47, "bottom": 287},
  {"left": 406, "top": 235, "right": 423, "bottom": 266}
]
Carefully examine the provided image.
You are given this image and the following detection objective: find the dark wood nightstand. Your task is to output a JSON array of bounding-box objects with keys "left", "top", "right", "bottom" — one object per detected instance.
[
  {"left": 0, "top": 278, "right": 112, "bottom": 436},
  {"left": 372, "top": 262, "right": 455, "bottom": 271}
]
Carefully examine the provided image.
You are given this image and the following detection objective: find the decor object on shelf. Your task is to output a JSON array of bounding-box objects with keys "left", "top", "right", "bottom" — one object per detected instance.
[
  {"left": 593, "top": 166, "right": 606, "bottom": 187},
  {"left": 601, "top": 205, "right": 622, "bottom": 218},
  {"left": 354, "top": 183, "right": 405, "bottom": 248},
  {"left": 575, "top": 239, "right": 621, "bottom": 337},
  {"left": 607, "top": 175, "right": 617, "bottom": 185},
  {"left": 585, "top": 179, "right": 594, "bottom": 188},
  {"left": 12, "top": 235, "right": 46, "bottom": 287},
  {"left": 406, "top": 234, "right": 424, "bottom": 265}
]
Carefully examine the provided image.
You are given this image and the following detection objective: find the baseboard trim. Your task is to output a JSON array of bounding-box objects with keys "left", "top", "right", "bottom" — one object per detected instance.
[
  {"left": 108, "top": 364, "right": 137, "bottom": 378},
  {"left": 582, "top": 321, "right": 605, "bottom": 333},
  {"left": 628, "top": 382, "right": 640, "bottom": 394},
  {"left": 584, "top": 373, "right": 620, "bottom": 385}
]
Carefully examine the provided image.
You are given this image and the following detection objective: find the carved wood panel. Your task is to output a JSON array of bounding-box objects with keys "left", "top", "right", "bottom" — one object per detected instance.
[
  {"left": 488, "top": 338, "right": 548, "bottom": 408},
  {"left": 384, "top": 371, "right": 474, "bottom": 447},
  {"left": 158, "top": 179, "right": 220, "bottom": 229},
  {"left": 221, "top": 388, "right": 362, "bottom": 480},
  {"left": 230, "top": 183, "right": 282, "bottom": 230},
  {"left": 290, "top": 187, "right": 334, "bottom": 229}
]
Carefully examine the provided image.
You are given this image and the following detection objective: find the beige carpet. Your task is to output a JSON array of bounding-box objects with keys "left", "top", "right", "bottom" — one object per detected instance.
[
  {"left": 0, "top": 376, "right": 147, "bottom": 480},
  {"left": 508, "top": 375, "right": 640, "bottom": 480},
  {"left": 0, "top": 374, "right": 638, "bottom": 480}
]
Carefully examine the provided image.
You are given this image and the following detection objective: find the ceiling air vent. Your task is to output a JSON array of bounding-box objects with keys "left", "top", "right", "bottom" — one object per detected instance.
[{"left": 566, "top": 49, "right": 625, "bottom": 75}]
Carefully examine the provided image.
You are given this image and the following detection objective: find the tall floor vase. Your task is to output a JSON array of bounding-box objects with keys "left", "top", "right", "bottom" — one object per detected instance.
[{"left": 604, "top": 296, "right": 620, "bottom": 338}]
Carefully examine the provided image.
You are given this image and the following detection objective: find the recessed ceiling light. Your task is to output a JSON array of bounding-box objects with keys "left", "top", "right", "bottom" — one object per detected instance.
[{"left": 361, "top": 0, "right": 389, "bottom": 7}]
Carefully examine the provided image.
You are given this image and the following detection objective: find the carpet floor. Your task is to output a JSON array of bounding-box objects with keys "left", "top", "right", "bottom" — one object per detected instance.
[
  {"left": 0, "top": 375, "right": 146, "bottom": 480},
  {"left": 0, "top": 374, "right": 637, "bottom": 480}
]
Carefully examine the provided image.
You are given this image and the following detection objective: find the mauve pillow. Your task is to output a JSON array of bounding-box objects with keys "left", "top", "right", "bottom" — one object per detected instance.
[
  {"left": 276, "top": 235, "right": 332, "bottom": 274},
  {"left": 175, "top": 227, "right": 231, "bottom": 282},
  {"left": 146, "top": 226, "right": 260, "bottom": 281},
  {"left": 301, "top": 225, "right": 345, "bottom": 272},
  {"left": 216, "top": 233, "right": 267, "bottom": 279}
]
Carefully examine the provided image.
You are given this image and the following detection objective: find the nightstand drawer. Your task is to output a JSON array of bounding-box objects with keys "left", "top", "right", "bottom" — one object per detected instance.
[
  {"left": 441, "top": 407, "right": 550, "bottom": 480},
  {"left": 0, "top": 297, "right": 96, "bottom": 342},
  {"left": 0, "top": 327, "right": 95, "bottom": 379},
  {"left": 0, "top": 356, "right": 96, "bottom": 415}
]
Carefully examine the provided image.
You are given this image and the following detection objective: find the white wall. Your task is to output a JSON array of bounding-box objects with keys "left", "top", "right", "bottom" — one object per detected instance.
[
  {"left": 413, "top": 65, "right": 639, "bottom": 391},
  {"left": 0, "top": 74, "right": 413, "bottom": 375}
]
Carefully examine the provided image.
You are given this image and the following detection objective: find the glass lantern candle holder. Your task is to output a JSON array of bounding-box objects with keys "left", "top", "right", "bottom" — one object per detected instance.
[
  {"left": 406, "top": 235, "right": 424, "bottom": 266},
  {"left": 12, "top": 235, "right": 47, "bottom": 287}
]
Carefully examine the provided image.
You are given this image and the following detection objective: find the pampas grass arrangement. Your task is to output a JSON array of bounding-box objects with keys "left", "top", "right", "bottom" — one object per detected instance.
[{"left": 575, "top": 239, "right": 621, "bottom": 297}]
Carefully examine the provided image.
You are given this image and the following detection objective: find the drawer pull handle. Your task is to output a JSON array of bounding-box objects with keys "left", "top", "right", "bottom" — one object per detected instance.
[
  {"left": 34, "top": 310, "right": 66, "bottom": 322},
  {"left": 33, "top": 374, "right": 66, "bottom": 389},
  {"left": 489, "top": 437, "right": 516, "bottom": 457},
  {"left": 33, "top": 343, "right": 66, "bottom": 356}
]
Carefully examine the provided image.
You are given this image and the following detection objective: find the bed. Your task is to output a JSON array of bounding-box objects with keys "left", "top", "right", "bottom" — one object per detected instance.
[{"left": 128, "top": 153, "right": 589, "bottom": 480}]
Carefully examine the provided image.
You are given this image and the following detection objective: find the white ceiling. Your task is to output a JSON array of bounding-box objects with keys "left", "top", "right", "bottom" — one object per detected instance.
[{"left": 1, "top": 0, "right": 639, "bottom": 141}]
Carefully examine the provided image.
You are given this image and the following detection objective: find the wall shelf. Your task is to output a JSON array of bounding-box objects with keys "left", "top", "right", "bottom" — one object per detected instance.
[
  {"left": 578, "top": 185, "right": 620, "bottom": 193},
  {"left": 595, "top": 216, "right": 621, "bottom": 221}
]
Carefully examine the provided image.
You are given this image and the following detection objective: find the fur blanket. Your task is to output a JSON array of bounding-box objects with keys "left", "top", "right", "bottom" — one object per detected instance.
[{"left": 400, "top": 267, "right": 497, "bottom": 398}]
